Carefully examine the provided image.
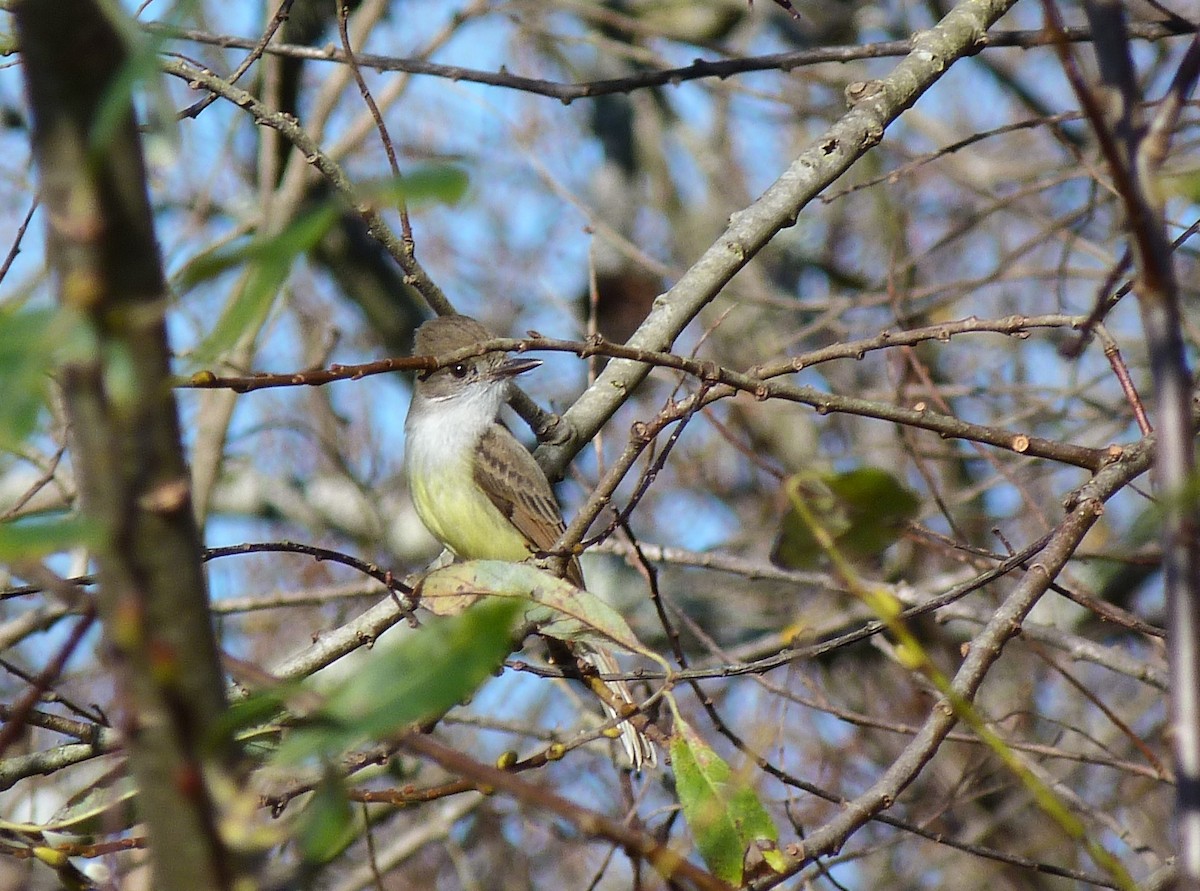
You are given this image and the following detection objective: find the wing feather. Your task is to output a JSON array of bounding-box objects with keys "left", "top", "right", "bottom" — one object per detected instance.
[
  {"left": 473, "top": 423, "right": 584, "bottom": 586},
  {"left": 474, "top": 425, "right": 655, "bottom": 767}
]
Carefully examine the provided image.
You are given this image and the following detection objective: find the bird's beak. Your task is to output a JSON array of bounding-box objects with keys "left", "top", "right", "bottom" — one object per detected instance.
[{"left": 493, "top": 357, "right": 542, "bottom": 379}]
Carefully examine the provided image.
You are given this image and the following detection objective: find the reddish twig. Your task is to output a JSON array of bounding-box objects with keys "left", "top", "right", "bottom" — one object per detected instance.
[
  {"left": 1095, "top": 326, "right": 1152, "bottom": 435},
  {"left": 400, "top": 733, "right": 732, "bottom": 891},
  {"left": 0, "top": 198, "right": 37, "bottom": 285},
  {"left": 0, "top": 605, "right": 96, "bottom": 758}
]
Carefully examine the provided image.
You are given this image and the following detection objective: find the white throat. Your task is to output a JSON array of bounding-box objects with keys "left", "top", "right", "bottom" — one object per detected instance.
[{"left": 404, "top": 382, "right": 506, "bottom": 471}]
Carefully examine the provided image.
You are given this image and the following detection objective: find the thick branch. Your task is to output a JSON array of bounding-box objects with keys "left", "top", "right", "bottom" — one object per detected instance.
[
  {"left": 535, "top": 0, "right": 1022, "bottom": 479},
  {"left": 14, "top": 2, "right": 245, "bottom": 888}
]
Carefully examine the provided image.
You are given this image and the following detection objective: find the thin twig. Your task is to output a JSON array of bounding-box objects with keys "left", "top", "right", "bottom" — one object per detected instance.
[
  {"left": 335, "top": 0, "right": 412, "bottom": 245},
  {"left": 143, "top": 20, "right": 1198, "bottom": 102},
  {"left": 0, "top": 198, "right": 37, "bottom": 285},
  {"left": 178, "top": 0, "right": 296, "bottom": 119}
]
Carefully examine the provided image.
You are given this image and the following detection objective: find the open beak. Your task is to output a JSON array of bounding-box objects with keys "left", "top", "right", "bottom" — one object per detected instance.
[{"left": 493, "top": 357, "right": 542, "bottom": 379}]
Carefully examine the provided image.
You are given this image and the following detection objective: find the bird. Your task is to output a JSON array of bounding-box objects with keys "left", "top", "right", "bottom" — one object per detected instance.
[{"left": 403, "top": 313, "right": 655, "bottom": 769}]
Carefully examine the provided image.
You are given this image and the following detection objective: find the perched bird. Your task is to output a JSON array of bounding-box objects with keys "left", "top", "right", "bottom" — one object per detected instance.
[{"left": 403, "top": 314, "right": 655, "bottom": 768}]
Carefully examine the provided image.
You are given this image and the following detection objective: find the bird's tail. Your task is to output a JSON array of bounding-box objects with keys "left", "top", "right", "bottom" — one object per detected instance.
[{"left": 580, "top": 646, "right": 657, "bottom": 770}]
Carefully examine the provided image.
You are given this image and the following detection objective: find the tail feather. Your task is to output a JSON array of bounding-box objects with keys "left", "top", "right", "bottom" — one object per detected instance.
[{"left": 581, "top": 647, "right": 657, "bottom": 770}]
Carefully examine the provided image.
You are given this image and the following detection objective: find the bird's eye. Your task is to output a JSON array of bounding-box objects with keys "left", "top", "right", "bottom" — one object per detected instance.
[{"left": 450, "top": 363, "right": 469, "bottom": 378}]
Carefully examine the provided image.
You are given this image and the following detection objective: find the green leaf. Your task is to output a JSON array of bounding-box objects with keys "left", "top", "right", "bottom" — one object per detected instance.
[
  {"left": 0, "top": 515, "right": 102, "bottom": 561},
  {"left": 357, "top": 167, "right": 469, "bottom": 207},
  {"left": 204, "top": 686, "right": 295, "bottom": 757},
  {"left": 276, "top": 598, "right": 522, "bottom": 763},
  {"left": 670, "top": 717, "right": 784, "bottom": 884},
  {"left": 772, "top": 467, "right": 920, "bottom": 568},
  {"left": 0, "top": 306, "right": 91, "bottom": 453},
  {"left": 420, "top": 559, "right": 656, "bottom": 660},
  {"left": 88, "top": 0, "right": 180, "bottom": 153},
  {"left": 296, "top": 769, "right": 360, "bottom": 864},
  {"left": 770, "top": 473, "right": 846, "bottom": 569},
  {"left": 180, "top": 165, "right": 466, "bottom": 363},
  {"left": 179, "top": 205, "right": 336, "bottom": 289},
  {"left": 827, "top": 467, "right": 921, "bottom": 553},
  {"left": 184, "top": 203, "right": 341, "bottom": 362}
]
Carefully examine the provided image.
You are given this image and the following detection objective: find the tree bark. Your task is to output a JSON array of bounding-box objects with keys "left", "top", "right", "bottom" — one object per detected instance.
[{"left": 15, "top": 2, "right": 242, "bottom": 888}]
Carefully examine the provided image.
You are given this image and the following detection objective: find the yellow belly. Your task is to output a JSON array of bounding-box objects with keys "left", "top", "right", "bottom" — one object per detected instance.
[{"left": 409, "top": 458, "right": 533, "bottom": 562}]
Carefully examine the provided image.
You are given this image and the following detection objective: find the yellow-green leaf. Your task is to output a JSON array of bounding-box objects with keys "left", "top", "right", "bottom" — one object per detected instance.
[
  {"left": 0, "top": 775, "right": 137, "bottom": 836},
  {"left": 671, "top": 717, "right": 784, "bottom": 884},
  {"left": 420, "top": 559, "right": 656, "bottom": 660}
]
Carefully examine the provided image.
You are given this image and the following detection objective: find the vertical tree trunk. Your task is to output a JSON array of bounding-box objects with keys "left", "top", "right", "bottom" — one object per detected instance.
[{"left": 15, "top": 2, "right": 242, "bottom": 888}]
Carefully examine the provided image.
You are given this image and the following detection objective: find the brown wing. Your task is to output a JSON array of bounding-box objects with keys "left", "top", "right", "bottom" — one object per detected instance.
[
  {"left": 473, "top": 423, "right": 584, "bottom": 587},
  {"left": 476, "top": 426, "right": 655, "bottom": 768}
]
